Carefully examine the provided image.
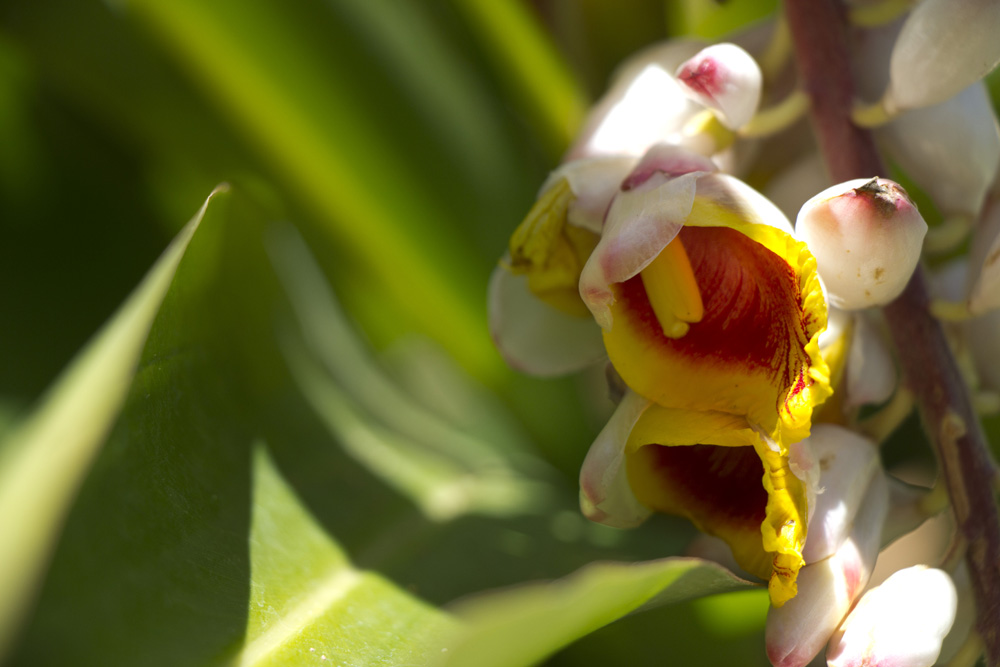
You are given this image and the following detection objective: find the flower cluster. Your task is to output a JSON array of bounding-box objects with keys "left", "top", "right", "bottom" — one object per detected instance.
[{"left": 489, "top": 5, "right": 1000, "bottom": 665}]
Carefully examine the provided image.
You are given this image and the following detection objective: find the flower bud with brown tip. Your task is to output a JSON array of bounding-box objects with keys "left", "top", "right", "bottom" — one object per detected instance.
[{"left": 796, "top": 178, "right": 927, "bottom": 310}]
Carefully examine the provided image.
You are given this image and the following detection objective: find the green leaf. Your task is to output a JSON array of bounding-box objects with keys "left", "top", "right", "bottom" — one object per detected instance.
[
  {"left": 0, "top": 185, "right": 223, "bottom": 659},
  {"left": 236, "top": 443, "right": 456, "bottom": 667},
  {"left": 450, "top": 0, "right": 588, "bottom": 156},
  {"left": 268, "top": 224, "right": 552, "bottom": 522},
  {"left": 121, "top": 0, "right": 503, "bottom": 381},
  {"left": 440, "top": 557, "right": 752, "bottom": 667}
]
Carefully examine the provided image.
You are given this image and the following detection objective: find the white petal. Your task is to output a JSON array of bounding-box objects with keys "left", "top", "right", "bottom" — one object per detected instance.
[
  {"left": 675, "top": 43, "right": 762, "bottom": 130},
  {"left": 844, "top": 312, "right": 897, "bottom": 409},
  {"left": 967, "top": 191, "right": 1000, "bottom": 314},
  {"left": 694, "top": 172, "right": 796, "bottom": 235},
  {"left": 487, "top": 264, "right": 606, "bottom": 376},
  {"left": 579, "top": 166, "right": 700, "bottom": 329},
  {"left": 579, "top": 390, "right": 653, "bottom": 528},
  {"left": 800, "top": 425, "right": 881, "bottom": 563},
  {"left": 765, "top": 473, "right": 887, "bottom": 667},
  {"left": 886, "top": 0, "right": 1000, "bottom": 113},
  {"left": 827, "top": 566, "right": 957, "bottom": 667},
  {"left": 566, "top": 40, "right": 704, "bottom": 161},
  {"left": 539, "top": 156, "right": 639, "bottom": 234},
  {"left": 878, "top": 82, "right": 1000, "bottom": 218},
  {"left": 796, "top": 178, "right": 927, "bottom": 309}
]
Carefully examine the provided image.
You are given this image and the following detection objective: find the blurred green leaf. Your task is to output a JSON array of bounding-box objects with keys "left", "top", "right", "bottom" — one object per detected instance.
[
  {"left": 122, "top": 0, "right": 502, "bottom": 381},
  {"left": 666, "top": 0, "right": 779, "bottom": 39},
  {"left": 451, "top": 0, "right": 588, "bottom": 157},
  {"left": 440, "top": 557, "right": 751, "bottom": 667},
  {"left": 0, "top": 185, "right": 222, "bottom": 659},
  {"left": 269, "top": 224, "right": 553, "bottom": 521},
  {"left": 236, "top": 443, "right": 455, "bottom": 666}
]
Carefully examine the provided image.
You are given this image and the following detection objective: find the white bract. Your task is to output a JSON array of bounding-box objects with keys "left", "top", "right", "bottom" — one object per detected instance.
[
  {"left": 827, "top": 566, "right": 957, "bottom": 667},
  {"left": 884, "top": 0, "right": 1000, "bottom": 114},
  {"left": 879, "top": 82, "right": 1000, "bottom": 220}
]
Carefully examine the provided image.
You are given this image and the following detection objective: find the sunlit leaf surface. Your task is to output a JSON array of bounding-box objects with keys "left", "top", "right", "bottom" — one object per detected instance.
[
  {"left": 441, "top": 558, "right": 753, "bottom": 667},
  {"left": 0, "top": 186, "right": 222, "bottom": 658},
  {"left": 237, "top": 444, "right": 455, "bottom": 667}
]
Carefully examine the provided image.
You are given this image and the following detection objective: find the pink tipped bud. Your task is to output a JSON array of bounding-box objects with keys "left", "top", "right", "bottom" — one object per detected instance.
[
  {"left": 675, "top": 43, "right": 762, "bottom": 130},
  {"left": 796, "top": 178, "right": 927, "bottom": 310},
  {"left": 826, "top": 566, "right": 957, "bottom": 667},
  {"left": 765, "top": 473, "right": 887, "bottom": 667},
  {"left": 886, "top": 0, "right": 1000, "bottom": 114}
]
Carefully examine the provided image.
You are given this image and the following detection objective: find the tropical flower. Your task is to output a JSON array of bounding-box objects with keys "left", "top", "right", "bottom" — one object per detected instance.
[{"left": 578, "top": 143, "right": 832, "bottom": 606}]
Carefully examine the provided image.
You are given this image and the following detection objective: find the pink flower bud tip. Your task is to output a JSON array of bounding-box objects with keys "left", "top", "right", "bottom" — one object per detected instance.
[
  {"left": 796, "top": 178, "right": 927, "bottom": 310},
  {"left": 676, "top": 43, "right": 762, "bottom": 130}
]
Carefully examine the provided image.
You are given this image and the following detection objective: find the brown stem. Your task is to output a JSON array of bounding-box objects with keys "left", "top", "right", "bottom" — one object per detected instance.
[{"left": 784, "top": 0, "right": 1000, "bottom": 663}]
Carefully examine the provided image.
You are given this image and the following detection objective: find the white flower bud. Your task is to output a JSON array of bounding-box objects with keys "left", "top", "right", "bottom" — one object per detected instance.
[
  {"left": 675, "top": 43, "right": 762, "bottom": 130},
  {"left": 826, "top": 566, "right": 957, "bottom": 667},
  {"left": 765, "top": 473, "right": 888, "bottom": 667},
  {"left": 566, "top": 40, "right": 704, "bottom": 161},
  {"left": 884, "top": 0, "right": 1000, "bottom": 114},
  {"left": 879, "top": 82, "right": 1000, "bottom": 219},
  {"left": 796, "top": 178, "right": 927, "bottom": 310}
]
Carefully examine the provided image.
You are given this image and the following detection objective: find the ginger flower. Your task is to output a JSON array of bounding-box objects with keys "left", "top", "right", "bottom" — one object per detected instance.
[{"left": 579, "top": 144, "right": 831, "bottom": 606}]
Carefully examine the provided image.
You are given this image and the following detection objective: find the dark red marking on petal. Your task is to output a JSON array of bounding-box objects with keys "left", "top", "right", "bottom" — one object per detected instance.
[
  {"left": 619, "top": 227, "right": 811, "bottom": 393},
  {"left": 635, "top": 442, "right": 767, "bottom": 528},
  {"left": 679, "top": 58, "right": 721, "bottom": 100}
]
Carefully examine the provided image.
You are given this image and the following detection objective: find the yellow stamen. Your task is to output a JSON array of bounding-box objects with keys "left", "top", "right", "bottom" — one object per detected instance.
[{"left": 640, "top": 237, "right": 704, "bottom": 339}]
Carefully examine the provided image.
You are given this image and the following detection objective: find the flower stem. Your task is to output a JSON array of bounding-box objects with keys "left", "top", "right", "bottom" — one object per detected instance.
[{"left": 784, "top": 0, "right": 1000, "bottom": 663}]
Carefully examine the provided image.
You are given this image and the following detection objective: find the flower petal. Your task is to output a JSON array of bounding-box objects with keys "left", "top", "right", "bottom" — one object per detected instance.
[
  {"left": 566, "top": 40, "right": 705, "bottom": 161},
  {"left": 579, "top": 166, "right": 702, "bottom": 329},
  {"left": 765, "top": 471, "right": 888, "bottom": 666},
  {"left": 539, "top": 156, "right": 639, "bottom": 234},
  {"left": 601, "top": 181, "right": 830, "bottom": 447},
  {"left": 488, "top": 263, "right": 606, "bottom": 376},
  {"left": 623, "top": 405, "right": 810, "bottom": 605},
  {"left": 579, "top": 390, "right": 653, "bottom": 528}
]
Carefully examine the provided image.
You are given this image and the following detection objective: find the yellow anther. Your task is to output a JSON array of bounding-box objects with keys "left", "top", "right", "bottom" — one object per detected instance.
[{"left": 640, "top": 237, "right": 704, "bottom": 339}]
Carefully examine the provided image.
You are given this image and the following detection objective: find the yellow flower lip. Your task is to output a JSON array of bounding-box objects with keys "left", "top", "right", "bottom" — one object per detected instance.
[
  {"left": 581, "top": 165, "right": 831, "bottom": 606},
  {"left": 623, "top": 404, "right": 811, "bottom": 606}
]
